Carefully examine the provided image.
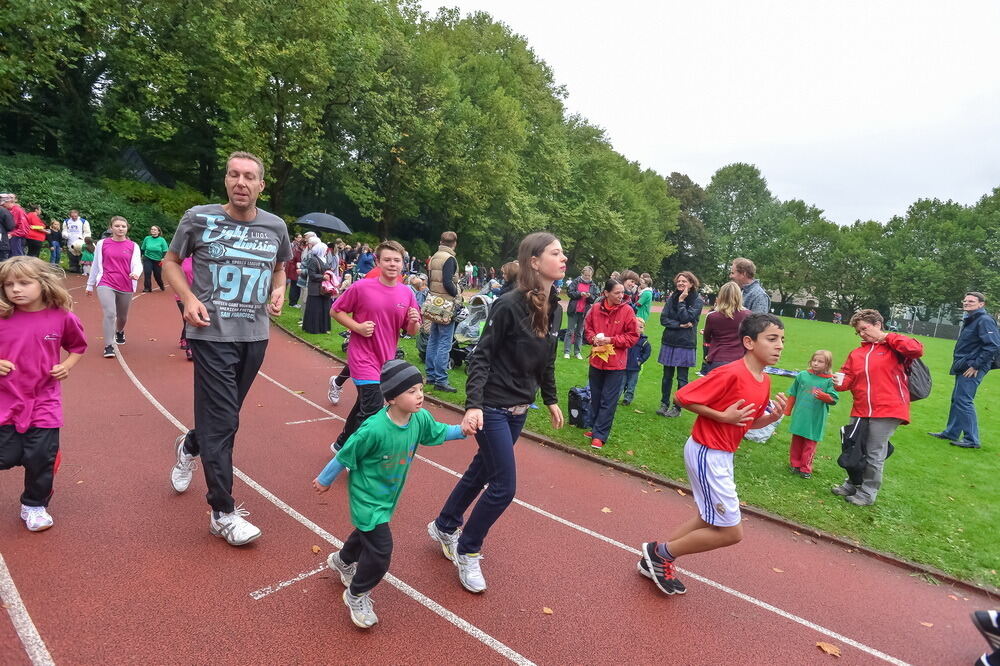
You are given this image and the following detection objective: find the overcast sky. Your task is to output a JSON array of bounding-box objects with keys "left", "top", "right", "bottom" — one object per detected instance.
[{"left": 420, "top": 0, "right": 1000, "bottom": 225}]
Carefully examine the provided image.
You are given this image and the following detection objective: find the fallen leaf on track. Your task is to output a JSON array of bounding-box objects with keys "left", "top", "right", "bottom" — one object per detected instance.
[
  {"left": 601, "top": 507, "right": 612, "bottom": 513},
  {"left": 294, "top": 390, "right": 305, "bottom": 394},
  {"left": 947, "top": 594, "right": 958, "bottom": 601},
  {"left": 168, "top": 354, "right": 176, "bottom": 357},
  {"left": 625, "top": 450, "right": 634, "bottom": 456},
  {"left": 76, "top": 480, "right": 83, "bottom": 484},
  {"left": 542, "top": 607, "right": 553, "bottom": 615},
  {"left": 676, "top": 489, "right": 686, "bottom": 496},
  {"left": 654, "top": 489, "right": 663, "bottom": 493},
  {"left": 739, "top": 501, "right": 748, "bottom": 507},
  {"left": 772, "top": 568, "right": 784, "bottom": 573},
  {"left": 920, "top": 622, "right": 933, "bottom": 627},
  {"left": 816, "top": 642, "right": 841, "bottom": 657},
  {"left": 311, "top": 545, "right": 321, "bottom": 554},
  {"left": 641, "top": 489, "right": 648, "bottom": 494},
  {"left": 148, "top": 338, "right": 157, "bottom": 342}
]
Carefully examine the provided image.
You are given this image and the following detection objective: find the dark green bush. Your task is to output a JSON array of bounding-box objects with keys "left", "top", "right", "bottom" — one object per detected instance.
[
  {"left": 0, "top": 153, "right": 176, "bottom": 241},
  {"left": 101, "top": 178, "right": 208, "bottom": 224}
]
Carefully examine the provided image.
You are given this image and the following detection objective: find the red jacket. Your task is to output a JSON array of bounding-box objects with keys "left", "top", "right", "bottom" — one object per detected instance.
[
  {"left": 26, "top": 212, "right": 47, "bottom": 242},
  {"left": 583, "top": 301, "right": 639, "bottom": 371},
  {"left": 836, "top": 332, "right": 924, "bottom": 424}
]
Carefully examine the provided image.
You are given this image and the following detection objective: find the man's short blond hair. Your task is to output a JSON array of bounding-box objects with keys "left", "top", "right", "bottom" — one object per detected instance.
[{"left": 227, "top": 151, "right": 265, "bottom": 180}]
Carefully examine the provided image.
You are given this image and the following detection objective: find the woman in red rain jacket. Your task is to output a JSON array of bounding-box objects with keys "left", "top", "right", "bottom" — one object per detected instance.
[
  {"left": 583, "top": 278, "right": 639, "bottom": 450},
  {"left": 831, "top": 309, "right": 923, "bottom": 506}
]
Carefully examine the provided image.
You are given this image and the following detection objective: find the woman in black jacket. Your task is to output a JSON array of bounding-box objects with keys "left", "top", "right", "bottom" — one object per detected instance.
[
  {"left": 428, "top": 232, "right": 565, "bottom": 595},
  {"left": 301, "top": 241, "right": 331, "bottom": 334},
  {"left": 657, "top": 271, "right": 704, "bottom": 417}
]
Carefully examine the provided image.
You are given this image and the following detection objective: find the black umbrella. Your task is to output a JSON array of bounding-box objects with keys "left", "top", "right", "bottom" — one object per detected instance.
[{"left": 295, "top": 212, "right": 352, "bottom": 234}]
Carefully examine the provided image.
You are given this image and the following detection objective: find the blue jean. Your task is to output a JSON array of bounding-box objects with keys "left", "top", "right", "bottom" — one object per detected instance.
[
  {"left": 589, "top": 366, "right": 625, "bottom": 442},
  {"left": 425, "top": 320, "right": 456, "bottom": 385},
  {"left": 435, "top": 406, "right": 526, "bottom": 555},
  {"left": 50, "top": 241, "right": 61, "bottom": 265},
  {"left": 564, "top": 311, "right": 585, "bottom": 354},
  {"left": 942, "top": 370, "right": 986, "bottom": 445},
  {"left": 622, "top": 369, "right": 640, "bottom": 402}
]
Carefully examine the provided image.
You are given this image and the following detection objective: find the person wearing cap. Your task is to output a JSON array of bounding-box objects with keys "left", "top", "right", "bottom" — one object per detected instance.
[{"left": 312, "top": 360, "right": 468, "bottom": 629}]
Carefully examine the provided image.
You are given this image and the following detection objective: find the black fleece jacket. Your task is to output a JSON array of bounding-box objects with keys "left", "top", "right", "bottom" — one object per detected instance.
[{"left": 465, "top": 287, "right": 561, "bottom": 410}]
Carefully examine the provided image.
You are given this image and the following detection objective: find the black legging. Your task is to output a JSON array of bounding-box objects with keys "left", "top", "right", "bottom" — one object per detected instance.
[
  {"left": 142, "top": 256, "right": 164, "bottom": 291},
  {"left": 25, "top": 239, "right": 44, "bottom": 257},
  {"left": 660, "top": 365, "right": 690, "bottom": 406}
]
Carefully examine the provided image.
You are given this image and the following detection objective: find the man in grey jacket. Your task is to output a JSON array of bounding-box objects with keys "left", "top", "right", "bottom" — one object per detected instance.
[{"left": 730, "top": 257, "right": 770, "bottom": 314}]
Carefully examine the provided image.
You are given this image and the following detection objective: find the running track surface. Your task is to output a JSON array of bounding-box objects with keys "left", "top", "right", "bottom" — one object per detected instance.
[{"left": 1, "top": 274, "right": 995, "bottom": 666}]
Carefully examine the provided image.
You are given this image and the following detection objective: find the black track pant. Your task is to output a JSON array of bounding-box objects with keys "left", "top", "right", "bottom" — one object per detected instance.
[
  {"left": 341, "top": 522, "right": 393, "bottom": 595},
  {"left": 0, "top": 426, "right": 60, "bottom": 507},
  {"left": 183, "top": 339, "right": 268, "bottom": 513},
  {"left": 334, "top": 383, "right": 384, "bottom": 448}
]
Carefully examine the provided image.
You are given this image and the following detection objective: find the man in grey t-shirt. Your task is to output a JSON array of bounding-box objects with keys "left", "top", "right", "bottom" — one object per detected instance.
[
  {"left": 730, "top": 257, "right": 771, "bottom": 314},
  {"left": 163, "top": 151, "right": 292, "bottom": 546}
]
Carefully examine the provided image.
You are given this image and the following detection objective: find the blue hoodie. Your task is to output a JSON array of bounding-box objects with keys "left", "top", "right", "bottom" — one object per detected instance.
[
  {"left": 626, "top": 334, "right": 652, "bottom": 372},
  {"left": 950, "top": 308, "right": 999, "bottom": 374}
]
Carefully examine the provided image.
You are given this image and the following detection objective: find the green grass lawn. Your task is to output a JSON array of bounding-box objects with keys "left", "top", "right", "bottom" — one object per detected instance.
[{"left": 276, "top": 299, "right": 999, "bottom": 589}]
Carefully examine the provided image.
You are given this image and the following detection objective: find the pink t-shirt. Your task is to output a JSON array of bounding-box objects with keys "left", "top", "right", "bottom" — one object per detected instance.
[
  {"left": 331, "top": 278, "right": 419, "bottom": 381},
  {"left": 0, "top": 308, "right": 87, "bottom": 432},
  {"left": 100, "top": 239, "right": 138, "bottom": 292}
]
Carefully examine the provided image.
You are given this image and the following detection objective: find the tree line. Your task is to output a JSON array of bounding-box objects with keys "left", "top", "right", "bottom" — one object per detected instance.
[{"left": 3, "top": 1, "right": 997, "bottom": 319}]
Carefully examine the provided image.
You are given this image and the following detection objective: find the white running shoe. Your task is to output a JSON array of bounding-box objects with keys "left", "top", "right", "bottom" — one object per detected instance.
[
  {"left": 328, "top": 377, "right": 342, "bottom": 405},
  {"left": 575, "top": 352, "right": 583, "bottom": 360},
  {"left": 343, "top": 589, "right": 378, "bottom": 628},
  {"left": 427, "top": 520, "right": 460, "bottom": 561},
  {"left": 455, "top": 552, "right": 487, "bottom": 593},
  {"left": 170, "top": 434, "right": 198, "bottom": 493},
  {"left": 20, "top": 505, "right": 53, "bottom": 532},
  {"left": 563, "top": 352, "right": 570, "bottom": 359},
  {"left": 209, "top": 504, "right": 262, "bottom": 546},
  {"left": 327, "top": 551, "right": 356, "bottom": 587}
]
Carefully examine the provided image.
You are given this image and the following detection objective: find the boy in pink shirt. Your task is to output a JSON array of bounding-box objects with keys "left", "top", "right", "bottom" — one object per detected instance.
[{"left": 330, "top": 240, "right": 420, "bottom": 451}]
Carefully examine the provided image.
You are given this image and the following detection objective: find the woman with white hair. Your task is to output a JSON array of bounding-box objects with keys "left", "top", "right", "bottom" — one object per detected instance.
[{"left": 301, "top": 239, "right": 332, "bottom": 334}]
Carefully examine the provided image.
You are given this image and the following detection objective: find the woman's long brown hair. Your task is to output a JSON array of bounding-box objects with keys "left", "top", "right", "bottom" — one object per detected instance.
[{"left": 516, "top": 232, "right": 559, "bottom": 337}]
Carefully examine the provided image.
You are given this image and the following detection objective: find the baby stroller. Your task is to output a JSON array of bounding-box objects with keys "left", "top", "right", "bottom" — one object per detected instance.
[{"left": 450, "top": 294, "right": 494, "bottom": 370}]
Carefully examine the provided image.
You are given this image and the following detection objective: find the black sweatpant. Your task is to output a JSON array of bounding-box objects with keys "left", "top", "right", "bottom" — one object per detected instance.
[
  {"left": 334, "top": 383, "right": 384, "bottom": 448},
  {"left": 142, "top": 256, "right": 164, "bottom": 291},
  {"left": 0, "top": 426, "right": 60, "bottom": 507},
  {"left": 183, "top": 339, "right": 268, "bottom": 513},
  {"left": 341, "top": 522, "right": 393, "bottom": 595}
]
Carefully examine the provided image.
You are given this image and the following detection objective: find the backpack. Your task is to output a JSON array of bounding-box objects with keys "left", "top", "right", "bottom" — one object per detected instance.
[
  {"left": 903, "top": 357, "right": 932, "bottom": 401},
  {"left": 838, "top": 418, "right": 894, "bottom": 486},
  {"left": 321, "top": 269, "right": 341, "bottom": 297},
  {"left": 567, "top": 385, "right": 592, "bottom": 429}
]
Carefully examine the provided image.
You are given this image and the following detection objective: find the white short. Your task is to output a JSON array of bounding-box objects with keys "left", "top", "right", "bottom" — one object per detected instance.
[{"left": 683, "top": 437, "right": 742, "bottom": 527}]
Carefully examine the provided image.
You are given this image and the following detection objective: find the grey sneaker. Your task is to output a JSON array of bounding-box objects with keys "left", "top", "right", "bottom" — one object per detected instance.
[
  {"left": 327, "top": 551, "right": 356, "bottom": 587},
  {"left": 427, "top": 520, "right": 460, "bottom": 561},
  {"left": 844, "top": 494, "right": 874, "bottom": 507},
  {"left": 455, "top": 552, "right": 487, "bottom": 593},
  {"left": 209, "top": 505, "right": 262, "bottom": 546},
  {"left": 343, "top": 589, "right": 378, "bottom": 628},
  {"left": 170, "top": 435, "right": 198, "bottom": 493},
  {"left": 830, "top": 481, "right": 856, "bottom": 497},
  {"left": 664, "top": 404, "right": 682, "bottom": 418},
  {"left": 655, "top": 403, "right": 670, "bottom": 416}
]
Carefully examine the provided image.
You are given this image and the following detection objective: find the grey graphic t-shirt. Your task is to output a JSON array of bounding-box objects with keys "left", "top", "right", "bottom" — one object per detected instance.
[{"left": 170, "top": 204, "right": 292, "bottom": 342}]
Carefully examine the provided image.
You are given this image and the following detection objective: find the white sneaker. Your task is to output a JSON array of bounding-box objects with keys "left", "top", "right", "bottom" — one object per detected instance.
[
  {"left": 575, "top": 352, "right": 583, "bottom": 360},
  {"left": 327, "top": 551, "right": 356, "bottom": 587},
  {"left": 455, "top": 552, "right": 487, "bottom": 593},
  {"left": 563, "top": 352, "right": 570, "bottom": 359},
  {"left": 209, "top": 504, "right": 262, "bottom": 546},
  {"left": 328, "top": 377, "right": 343, "bottom": 405},
  {"left": 20, "top": 505, "right": 53, "bottom": 532},
  {"left": 343, "top": 589, "right": 378, "bottom": 628},
  {"left": 170, "top": 434, "right": 198, "bottom": 493},
  {"left": 427, "top": 520, "right": 460, "bottom": 561}
]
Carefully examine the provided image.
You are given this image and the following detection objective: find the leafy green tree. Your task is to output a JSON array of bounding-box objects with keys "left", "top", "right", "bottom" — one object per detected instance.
[
  {"left": 660, "top": 173, "right": 712, "bottom": 284},
  {"left": 703, "top": 163, "right": 777, "bottom": 281}
]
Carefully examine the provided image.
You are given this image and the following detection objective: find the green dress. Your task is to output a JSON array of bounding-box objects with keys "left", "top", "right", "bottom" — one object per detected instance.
[{"left": 787, "top": 370, "right": 838, "bottom": 441}]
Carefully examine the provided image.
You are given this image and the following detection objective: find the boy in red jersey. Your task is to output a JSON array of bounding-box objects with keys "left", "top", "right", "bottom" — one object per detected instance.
[{"left": 638, "top": 312, "right": 788, "bottom": 595}]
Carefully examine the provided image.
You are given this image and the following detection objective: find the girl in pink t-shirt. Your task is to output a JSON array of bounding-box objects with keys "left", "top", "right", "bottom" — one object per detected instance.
[
  {"left": 0, "top": 257, "right": 87, "bottom": 532},
  {"left": 85, "top": 216, "right": 141, "bottom": 359}
]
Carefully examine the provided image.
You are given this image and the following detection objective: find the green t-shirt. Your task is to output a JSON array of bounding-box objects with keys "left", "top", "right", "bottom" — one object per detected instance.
[
  {"left": 636, "top": 288, "right": 653, "bottom": 321},
  {"left": 335, "top": 407, "right": 452, "bottom": 531},
  {"left": 787, "top": 370, "right": 839, "bottom": 441},
  {"left": 140, "top": 235, "right": 169, "bottom": 261}
]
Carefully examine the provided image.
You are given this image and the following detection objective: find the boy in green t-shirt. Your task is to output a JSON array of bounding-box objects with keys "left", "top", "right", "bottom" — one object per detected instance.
[{"left": 312, "top": 359, "right": 466, "bottom": 629}]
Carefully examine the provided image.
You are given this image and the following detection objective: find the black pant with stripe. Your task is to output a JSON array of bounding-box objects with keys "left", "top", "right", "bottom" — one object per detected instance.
[{"left": 0, "top": 426, "right": 60, "bottom": 507}]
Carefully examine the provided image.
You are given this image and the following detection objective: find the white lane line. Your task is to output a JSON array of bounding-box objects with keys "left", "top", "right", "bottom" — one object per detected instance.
[
  {"left": 114, "top": 353, "right": 534, "bottom": 666},
  {"left": 257, "top": 372, "right": 345, "bottom": 423},
  {"left": 268, "top": 372, "right": 910, "bottom": 666},
  {"left": 250, "top": 564, "right": 328, "bottom": 600},
  {"left": 284, "top": 416, "right": 339, "bottom": 426},
  {"left": 0, "top": 553, "right": 55, "bottom": 666}
]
